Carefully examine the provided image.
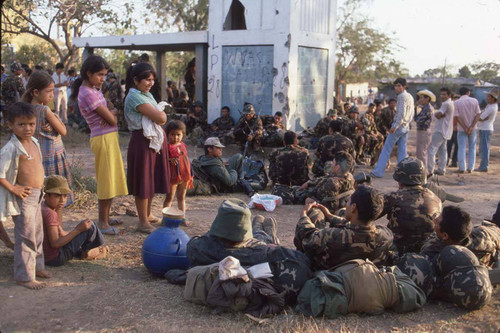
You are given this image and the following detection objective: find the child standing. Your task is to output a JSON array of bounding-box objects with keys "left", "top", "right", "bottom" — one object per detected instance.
[
  {"left": 0, "top": 102, "right": 51, "bottom": 289},
  {"left": 165, "top": 120, "right": 193, "bottom": 215},
  {"left": 42, "top": 175, "right": 107, "bottom": 266},
  {"left": 22, "top": 70, "right": 74, "bottom": 205},
  {"left": 124, "top": 62, "right": 170, "bottom": 234},
  {"left": 75, "top": 55, "right": 128, "bottom": 235}
]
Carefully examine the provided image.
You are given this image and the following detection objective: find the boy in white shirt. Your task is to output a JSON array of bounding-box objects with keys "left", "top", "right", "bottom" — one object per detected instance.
[{"left": 475, "top": 88, "right": 499, "bottom": 172}]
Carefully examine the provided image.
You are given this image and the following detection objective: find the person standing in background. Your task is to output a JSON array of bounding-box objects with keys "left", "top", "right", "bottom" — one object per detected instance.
[
  {"left": 475, "top": 88, "right": 499, "bottom": 172},
  {"left": 52, "top": 63, "right": 68, "bottom": 123}
]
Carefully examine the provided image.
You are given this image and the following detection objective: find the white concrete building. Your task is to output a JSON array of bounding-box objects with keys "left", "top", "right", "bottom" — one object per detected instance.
[{"left": 74, "top": 0, "right": 337, "bottom": 131}]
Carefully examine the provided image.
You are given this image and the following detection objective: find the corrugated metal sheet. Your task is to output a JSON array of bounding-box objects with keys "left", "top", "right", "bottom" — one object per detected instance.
[{"left": 300, "top": 0, "right": 330, "bottom": 34}]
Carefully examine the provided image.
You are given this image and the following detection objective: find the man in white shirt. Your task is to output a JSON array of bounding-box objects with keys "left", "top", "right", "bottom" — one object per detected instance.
[
  {"left": 454, "top": 87, "right": 481, "bottom": 173},
  {"left": 427, "top": 87, "right": 454, "bottom": 175},
  {"left": 52, "top": 62, "right": 68, "bottom": 123},
  {"left": 475, "top": 87, "right": 499, "bottom": 172},
  {"left": 371, "top": 77, "right": 414, "bottom": 178}
]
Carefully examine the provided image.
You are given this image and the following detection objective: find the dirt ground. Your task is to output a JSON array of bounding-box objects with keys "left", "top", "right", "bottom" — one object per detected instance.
[{"left": 1, "top": 113, "right": 500, "bottom": 332}]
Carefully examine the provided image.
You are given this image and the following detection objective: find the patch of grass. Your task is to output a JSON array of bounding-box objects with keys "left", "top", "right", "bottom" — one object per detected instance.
[{"left": 69, "top": 156, "right": 97, "bottom": 209}]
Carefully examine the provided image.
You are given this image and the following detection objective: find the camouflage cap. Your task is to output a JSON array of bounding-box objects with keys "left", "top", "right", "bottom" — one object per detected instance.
[
  {"left": 443, "top": 265, "right": 492, "bottom": 310},
  {"left": 348, "top": 106, "right": 359, "bottom": 114},
  {"left": 396, "top": 253, "right": 435, "bottom": 297},
  {"left": 327, "top": 108, "right": 337, "bottom": 116},
  {"left": 393, "top": 157, "right": 427, "bottom": 186},
  {"left": 243, "top": 104, "right": 255, "bottom": 114},
  {"left": 209, "top": 199, "right": 252, "bottom": 242},
  {"left": 435, "top": 245, "right": 479, "bottom": 278},
  {"left": 10, "top": 62, "right": 22, "bottom": 72}
]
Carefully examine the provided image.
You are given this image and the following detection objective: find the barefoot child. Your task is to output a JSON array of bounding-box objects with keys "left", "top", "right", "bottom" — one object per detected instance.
[
  {"left": 75, "top": 55, "right": 128, "bottom": 235},
  {"left": 22, "top": 70, "right": 74, "bottom": 205},
  {"left": 0, "top": 102, "right": 51, "bottom": 289},
  {"left": 42, "top": 175, "right": 107, "bottom": 266},
  {"left": 165, "top": 120, "right": 193, "bottom": 220}
]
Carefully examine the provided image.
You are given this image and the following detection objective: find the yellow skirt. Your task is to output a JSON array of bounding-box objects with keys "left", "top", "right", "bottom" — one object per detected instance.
[{"left": 90, "top": 132, "right": 128, "bottom": 200}]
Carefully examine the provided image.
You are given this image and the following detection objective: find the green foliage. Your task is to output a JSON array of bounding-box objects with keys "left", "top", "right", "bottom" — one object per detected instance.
[
  {"left": 470, "top": 62, "right": 500, "bottom": 83},
  {"left": 458, "top": 65, "right": 472, "bottom": 78},
  {"left": 15, "top": 43, "right": 59, "bottom": 69},
  {"left": 146, "top": 0, "right": 209, "bottom": 31},
  {"left": 336, "top": 0, "right": 407, "bottom": 83}
]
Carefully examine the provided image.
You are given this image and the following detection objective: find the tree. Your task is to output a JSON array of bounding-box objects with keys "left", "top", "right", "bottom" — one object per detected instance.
[
  {"left": 146, "top": 0, "right": 209, "bottom": 31},
  {"left": 458, "top": 65, "right": 472, "bottom": 78},
  {"left": 335, "top": 0, "right": 406, "bottom": 84},
  {"left": 470, "top": 62, "right": 500, "bottom": 83},
  {"left": 15, "top": 43, "right": 60, "bottom": 69},
  {"left": 1, "top": 0, "right": 134, "bottom": 69}
]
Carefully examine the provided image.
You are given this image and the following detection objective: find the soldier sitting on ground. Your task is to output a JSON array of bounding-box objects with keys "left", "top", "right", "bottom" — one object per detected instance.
[
  {"left": 420, "top": 205, "right": 500, "bottom": 268},
  {"left": 232, "top": 103, "right": 263, "bottom": 155},
  {"left": 208, "top": 106, "right": 234, "bottom": 144},
  {"left": 269, "top": 131, "right": 309, "bottom": 187},
  {"left": 186, "top": 100, "right": 209, "bottom": 144},
  {"left": 294, "top": 185, "right": 396, "bottom": 271},
  {"left": 361, "top": 103, "right": 385, "bottom": 166},
  {"left": 314, "top": 108, "right": 338, "bottom": 138},
  {"left": 296, "top": 151, "right": 355, "bottom": 213},
  {"left": 187, "top": 199, "right": 313, "bottom": 304},
  {"left": 379, "top": 157, "right": 442, "bottom": 254},
  {"left": 342, "top": 106, "right": 366, "bottom": 164},
  {"left": 312, "top": 119, "right": 354, "bottom": 177},
  {"left": 262, "top": 111, "right": 285, "bottom": 147}
]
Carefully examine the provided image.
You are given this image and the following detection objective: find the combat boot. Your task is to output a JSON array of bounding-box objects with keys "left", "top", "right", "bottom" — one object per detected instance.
[
  {"left": 263, "top": 217, "right": 280, "bottom": 245},
  {"left": 252, "top": 215, "right": 265, "bottom": 234}
]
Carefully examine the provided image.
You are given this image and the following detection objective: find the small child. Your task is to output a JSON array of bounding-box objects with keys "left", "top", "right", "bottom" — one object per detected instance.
[
  {"left": 0, "top": 102, "right": 51, "bottom": 289},
  {"left": 165, "top": 120, "right": 193, "bottom": 216},
  {"left": 22, "top": 70, "right": 74, "bottom": 205},
  {"left": 42, "top": 175, "right": 107, "bottom": 266}
]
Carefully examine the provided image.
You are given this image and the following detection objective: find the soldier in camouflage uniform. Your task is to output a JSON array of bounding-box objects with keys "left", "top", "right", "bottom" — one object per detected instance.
[
  {"left": 209, "top": 106, "right": 234, "bottom": 144},
  {"left": 341, "top": 106, "right": 365, "bottom": 164},
  {"left": 269, "top": 131, "right": 309, "bottom": 186},
  {"left": 232, "top": 103, "right": 263, "bottom": 154},
  {"left": 294, "top": 185, "right": 395, "bottom": 271},
  {"left": 1, "top": 63, "right": 25, "bottom": 125},
  {"left": 186, "top": 100, "right": 209, "bottom": 144},
  {"left": 374, "top": 99, "right": 396, "bottom": 138},
  {"left": 296, "top": 151, "right": 355, "bottom": 212},
  {"left": 421, "top": 205, "right": 500, "bottom": 268},
  {"left": 314, "top": 109, "right": 338, "bottom": 138},
  {"left": 187, "top": 199, "right": 313, "bottom": 304},
  {"left": 434, "top": 245, "right": 492, "bottom": 310},
  {"left": 105, "top": 73, "right": 127, "bottom": 131},
  {"left": 312, "top": 119, "right": 354, "bottom": 177},
  {"left": 361, "top": 103, "right": 384, "bottom": 166},
  {"left": 380, "top": 157, "right": 442, "bottom": 254},
  {"left": 262, "top": 111, "right": 285, "bottom": 147}
]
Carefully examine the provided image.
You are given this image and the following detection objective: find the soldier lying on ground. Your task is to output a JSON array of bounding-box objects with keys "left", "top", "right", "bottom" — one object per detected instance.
[
  {"left": 294, "top": 185, "right": 396, "bottom": 271},
  {"left": 312, "top": 119, "right": 354, "bottom": 177},
  {"left": 420, "top": 205, "right": 500, "bottom": 268},
  {"left": 186, "top": 199, "right": 313, "bottom": 304}
]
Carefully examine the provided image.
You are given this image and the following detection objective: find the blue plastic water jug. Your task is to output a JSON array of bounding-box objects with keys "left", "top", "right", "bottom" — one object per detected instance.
[{"left": 142, "top": 213, "right": 190, "bottom": 277}]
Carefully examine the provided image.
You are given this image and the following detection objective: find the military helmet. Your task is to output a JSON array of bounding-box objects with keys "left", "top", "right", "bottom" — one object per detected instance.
[
  {"left": 396, "top": 253, "right": 435, "bottom": 297},
  {"left": 243, "top": 103, "right": 255, "bottom": 114},
  {"left": 435, "top": 245, "right": 479, "bottom": 278},
  {"left": 443, "top": 265, "right": 492, "bottom": 310},
  {"left": 327, "top": 108, "right": 337, "bottom": 116},
  {"left": 348, "top": 106, "right": 359, "bottom": 114},
  {"left": 209, "top": 199, "right": 252, "bottom": 242},
  {"left": 393, "top": 157, "right": 427, "bottom": 185}
]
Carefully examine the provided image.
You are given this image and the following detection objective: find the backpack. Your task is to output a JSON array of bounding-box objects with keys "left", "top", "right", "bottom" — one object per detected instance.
[
  {"left": 189, "top": 158, "right": 218, "bottom": 195},
  {"left": 184, "top": 263, "right": 220, "bottom": 305},
  {"left": 242, "top": 158, "right": 268, "bottom": 191}
]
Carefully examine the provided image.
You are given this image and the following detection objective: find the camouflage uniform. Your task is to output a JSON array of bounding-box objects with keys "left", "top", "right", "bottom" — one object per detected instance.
[
  {"left": 186, "top": 108, "right": 209, "bottom": 143},
  {"left": 210, "top": 115, "right": 234, "bottom": 142},
  {"left": 295, "top": 173, "right": 355, "bottom": 212},
  {"left": 435, "top": 245, "right": 492, "bottom": 310},
  {"left": 420, "top": 221, "right": 500, "bottom": 268},
  {"left": 314, "top": 117, "right": 332, "bottom": 138},
  {"left": 106, "top": 79, "right": 126, "bottom": 131},
  {"left": 396, "top": 252, "right": 435, "bottom": 297},
  {"left": 381, "top": 158, "right": 442, "bottom": 254},
  {"left": 294, "top": 208, "right": 395, "bottom": 271},
  {"left": 342, "top": 117, "right": 365, "bottom": 161},
  {"left": 269, "top": 144, "right": 309, "bottom": 186},
  {"left": 361, "top": 112, "right": 384, "bottom": 164},
  {"left": 233, "top": 114, "right": 263, "bottom": 152},
  {"left": 1, "top": 73, "right": 25, "bottom": 109},
  {"left": 262, "top": 119, "right": 285, "bottom": 147},
  {"left": 375, "top": 107, "right": 395, "bottom": 137},
  {"left": 312, "top": 134, "right": 354, "bottom": 176}
]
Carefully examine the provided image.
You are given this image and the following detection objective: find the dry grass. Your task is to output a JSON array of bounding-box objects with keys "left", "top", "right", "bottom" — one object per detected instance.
[{"left": 68, "top": 154, "right": 98, "bottom": 209}]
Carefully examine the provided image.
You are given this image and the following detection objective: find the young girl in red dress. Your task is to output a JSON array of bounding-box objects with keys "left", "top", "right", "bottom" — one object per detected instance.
[{"left": 164, "top": 120, "right": 193, "bottom": 218}]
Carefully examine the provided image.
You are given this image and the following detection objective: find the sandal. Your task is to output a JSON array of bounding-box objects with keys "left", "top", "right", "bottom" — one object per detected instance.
[
  {"left": 136, "top": 224, "right": 156, "bottom": 234},
  {"left": 109, "top": 218, "right": 123, "bottom": 226},
  {"left": 100, "top": 226, "right": 119, "bottom": 235},
  {"left": 148, "top": 216, "right": 162, "bottom": 224}
]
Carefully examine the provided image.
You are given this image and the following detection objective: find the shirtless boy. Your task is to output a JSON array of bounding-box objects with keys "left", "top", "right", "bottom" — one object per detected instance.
[{"left": 0, "top": 102, "right": 50, "bottom": 289}]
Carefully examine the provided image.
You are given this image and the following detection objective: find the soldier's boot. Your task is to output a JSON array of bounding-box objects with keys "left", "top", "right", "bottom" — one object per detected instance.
[
  {"left": 445, "top": 192, "right": 465, "bottom": 203},
  {"left": 263, "top": 217, "right": 280, "bottom": 245},
  {"left": 252, "top": 215, "right": 265, "bottom": 234}
]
